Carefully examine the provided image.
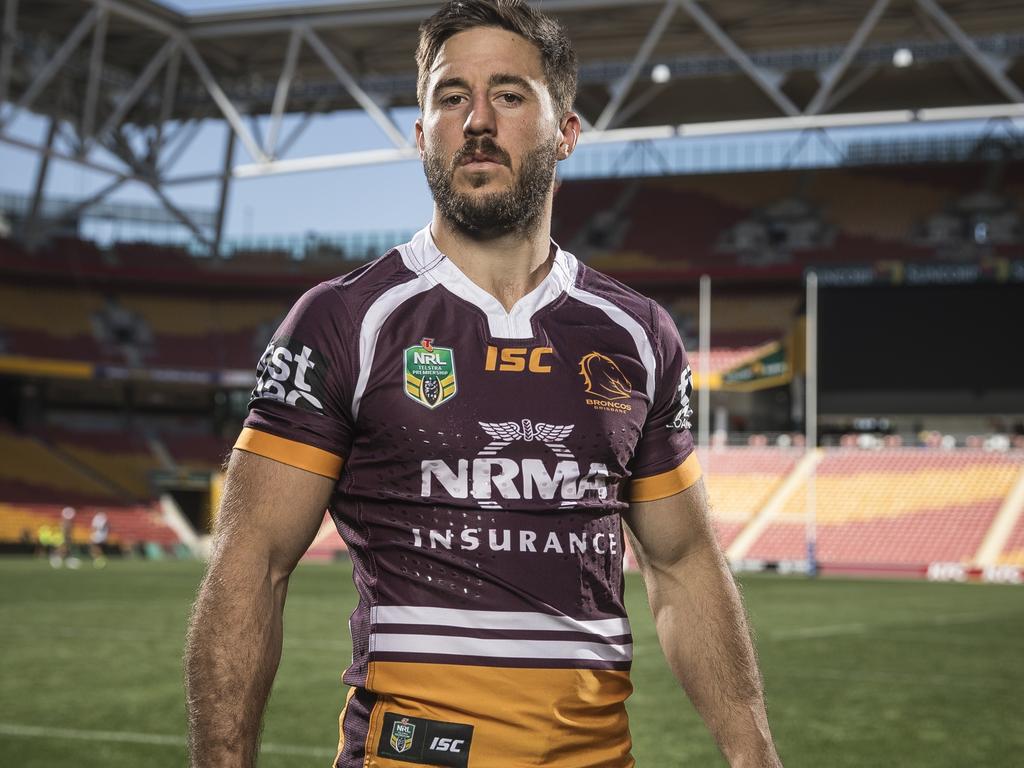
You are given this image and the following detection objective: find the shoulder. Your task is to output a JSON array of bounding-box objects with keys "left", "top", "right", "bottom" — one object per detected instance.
[
  {"left": 297, "top": 248, "right": 421, "bottom": 324},
  {"left": 570, "top": 260, "right": 663, "bottom": 342}
]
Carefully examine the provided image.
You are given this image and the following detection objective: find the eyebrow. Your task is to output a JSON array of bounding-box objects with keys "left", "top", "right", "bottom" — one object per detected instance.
[{"left": 432, "top": 73, "right": 536, "bottom": 96}]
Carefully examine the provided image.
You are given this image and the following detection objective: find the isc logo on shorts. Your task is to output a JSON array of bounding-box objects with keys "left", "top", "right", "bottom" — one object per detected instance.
[
  {"left": 251, "top": 338, "right": 326, "bottom": 412},
  {"left": 377, "top": 712, "right": 473, "bottom": 768}
]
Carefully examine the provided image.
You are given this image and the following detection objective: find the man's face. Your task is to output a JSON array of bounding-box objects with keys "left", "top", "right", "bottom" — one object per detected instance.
[{"left": 416, "top": 26, "right": 572, "bottom": 237}]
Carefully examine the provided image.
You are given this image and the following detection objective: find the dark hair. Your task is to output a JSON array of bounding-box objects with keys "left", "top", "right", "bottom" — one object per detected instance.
[{"left": 416, "top": 0, "right": 577, "bottom": 117}]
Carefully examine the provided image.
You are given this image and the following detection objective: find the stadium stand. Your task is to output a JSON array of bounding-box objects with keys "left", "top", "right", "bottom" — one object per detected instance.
[
  {"left": 702, "top": 448, "right": 803, "bottom": 550},
  {"left": 43, "top": 427, "right": 163, "bottom": 502},
  {"left": 0, "top": 424, "right": 123, "bottom": 505},
  {"left": 0, "top": 279, "right": 289, "bottom": 371},
  {"left": 160, "top": 432, "right": 233, "bottom": 472},
  {"left": 301, "top": 513, "right": 349, "bottom": 562},
  {"left": 743, "top": 449, "right": 1024, "bottom": 569},
  {"left": 551, "top": 161, "right": 1024, "bottom": 281},
  {"left": 998, "top": 513, "right": 1024, "bottom": 567}
]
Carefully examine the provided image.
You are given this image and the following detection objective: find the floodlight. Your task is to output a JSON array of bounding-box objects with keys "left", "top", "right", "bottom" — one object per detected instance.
[
  {"left": 651, "top": 64, "right": 671, "bottom": 84},
  {"left": 892, "top": 48, "right": 914, "bottom": 68}
]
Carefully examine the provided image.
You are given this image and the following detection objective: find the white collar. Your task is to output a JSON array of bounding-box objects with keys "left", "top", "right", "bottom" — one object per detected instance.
[{"left": 400, "top": 224, "right": 578, "bottom": 339}]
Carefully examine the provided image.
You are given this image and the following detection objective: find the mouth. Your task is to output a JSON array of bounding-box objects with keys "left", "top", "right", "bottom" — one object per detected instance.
[{"left": 460, "top": 154, "right": 506, "bottom": 169}]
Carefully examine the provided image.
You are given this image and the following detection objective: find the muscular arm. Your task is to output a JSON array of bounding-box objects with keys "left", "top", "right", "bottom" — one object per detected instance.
[
  {"left": 624, "top": 478, "right": 781, "bottom": 768},
  {"left": 184, "top": 449, "right": 334, "bottom": 767}
]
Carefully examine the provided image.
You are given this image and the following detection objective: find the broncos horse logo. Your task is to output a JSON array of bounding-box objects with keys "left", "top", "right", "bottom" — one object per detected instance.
[{"left": 578, "top": 352, "right": 632, "bottom": 401}]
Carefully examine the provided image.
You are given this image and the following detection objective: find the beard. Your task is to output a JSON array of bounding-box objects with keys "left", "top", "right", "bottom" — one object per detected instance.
[{"left": 423, "top": 135, "right": 557, "bottom": 238}]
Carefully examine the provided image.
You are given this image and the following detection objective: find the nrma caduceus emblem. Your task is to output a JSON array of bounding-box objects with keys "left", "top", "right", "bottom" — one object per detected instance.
[{"left": 404, "top": 338, "right": 457, "bottom": 409}]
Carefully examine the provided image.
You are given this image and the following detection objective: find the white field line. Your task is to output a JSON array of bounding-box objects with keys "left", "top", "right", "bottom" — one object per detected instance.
[
  {"left": 768, "top": 609, "right": 1018, "bottom": 641},
  {"left": 0, "top": 722, "right": 334, "bottom": 757}
]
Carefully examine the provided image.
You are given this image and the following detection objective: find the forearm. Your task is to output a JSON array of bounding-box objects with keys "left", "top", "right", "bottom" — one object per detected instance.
[
  {"left": 646, "top": 543, "right": 780, "bottom": 767},
  {"left": 185, "top": 553, "right": 289, "bottom": 767}
]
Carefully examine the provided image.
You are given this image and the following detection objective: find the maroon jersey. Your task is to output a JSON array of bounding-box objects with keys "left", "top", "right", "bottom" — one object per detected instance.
[{"left": 236, "top": 226, "right": 700, "bottom": 768}]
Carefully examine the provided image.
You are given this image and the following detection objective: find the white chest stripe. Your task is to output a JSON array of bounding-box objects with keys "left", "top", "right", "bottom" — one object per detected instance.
[
  {"left": 351, "top": 275, "right": 435, "bottom": 419},
  {"left": 568, "top": 287, "right": 657, "bottom": 403}
]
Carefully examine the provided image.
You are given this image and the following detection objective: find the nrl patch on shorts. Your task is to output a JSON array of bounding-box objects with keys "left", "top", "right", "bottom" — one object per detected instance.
[{"left": 377, "top": 712, "right": 473, "bottom": 767}]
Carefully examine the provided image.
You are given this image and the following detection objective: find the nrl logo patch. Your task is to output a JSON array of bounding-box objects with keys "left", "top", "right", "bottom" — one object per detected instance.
[
  {"left": 390, "top": 717, "right": 416, "bottom": 754},
  {"left": 405, "top": 338, "right": 457, "bottom": 409}
]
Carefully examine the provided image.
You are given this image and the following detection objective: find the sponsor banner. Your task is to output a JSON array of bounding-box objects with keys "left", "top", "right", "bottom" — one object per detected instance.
[
  {"left": 812, "top": 259, "right": 1024, "bottom": 287},
  {"left": 720, "top": 341, "right": 791, "bottom": 392},
  {"left": 2, "top": 356, "right": 256, "bottom": 387},
  {"left": 733, "top": 559, "right": 1023, "bottom": 584}
]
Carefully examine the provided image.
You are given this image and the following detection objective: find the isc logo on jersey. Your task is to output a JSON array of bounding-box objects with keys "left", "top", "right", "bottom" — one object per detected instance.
[
  {"left": 421, "top": 419, "right": 609, "bottom": 509},
  {"left": 251, "top": 338, "right": 326, "bottom": 411}
]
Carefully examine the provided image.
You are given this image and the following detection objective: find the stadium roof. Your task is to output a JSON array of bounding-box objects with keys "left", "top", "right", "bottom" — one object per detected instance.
[{"left": 2, "top": 0, "right": 1023, "bottom": 247}]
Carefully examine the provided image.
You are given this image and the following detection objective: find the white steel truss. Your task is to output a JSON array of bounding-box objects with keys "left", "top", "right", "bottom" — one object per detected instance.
[{"left": 0, "top": 0, "right": 1021, "bottom": 250}]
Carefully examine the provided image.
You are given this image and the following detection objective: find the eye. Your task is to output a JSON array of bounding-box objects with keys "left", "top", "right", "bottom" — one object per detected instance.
[
  {"left": 497, "top": 92, "right": 524, "bottom": 106},
  {"left": 440, "top": 93, "right": 467, "bottom": 107}
]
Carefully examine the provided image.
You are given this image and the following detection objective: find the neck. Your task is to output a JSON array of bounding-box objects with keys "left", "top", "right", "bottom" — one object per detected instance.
[{"left": 430, "top": 203, "right": 555, "bottom": 312}]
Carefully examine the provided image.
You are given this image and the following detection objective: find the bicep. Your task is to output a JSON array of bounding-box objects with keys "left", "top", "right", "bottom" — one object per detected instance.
[
  {"left": 211, "top": 448, "right": 335, "bottom": 578},
  {"left": 623, "top": 476, "right": 716, "bottom": 570}
]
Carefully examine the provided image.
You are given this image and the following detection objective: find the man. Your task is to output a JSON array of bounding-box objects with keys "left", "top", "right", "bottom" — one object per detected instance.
[{"left": 185, "top": 1, "right": 781, "bottom": 766}]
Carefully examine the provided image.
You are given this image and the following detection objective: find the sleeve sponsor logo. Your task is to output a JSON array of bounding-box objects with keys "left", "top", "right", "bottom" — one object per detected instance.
[
  {"left": 251, "top": 338, "right": 327, "bottom": 412},
  {"left": 578, "top": 352, "right": 633, "bottom": 412},
  {"left": 670, "top": 364, "right": 694, "bottom": 430},
  {"left": 377, "top": 712, "right": 473, "bottom": 767}
]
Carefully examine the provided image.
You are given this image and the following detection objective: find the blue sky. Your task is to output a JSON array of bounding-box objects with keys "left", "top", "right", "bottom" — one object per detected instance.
[{"left": 1, "top": 105, "right": 436, "bottom": 241}]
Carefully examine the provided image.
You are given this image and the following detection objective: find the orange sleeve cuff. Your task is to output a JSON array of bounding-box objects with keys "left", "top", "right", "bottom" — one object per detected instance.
[
  {"left": 629, "top": 452, "right": 702, "bottom": 502},
  {"left": 234, "top": 427, "right": 344, "bottom": 480}
]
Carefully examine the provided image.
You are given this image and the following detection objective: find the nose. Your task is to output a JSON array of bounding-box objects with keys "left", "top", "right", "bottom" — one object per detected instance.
[{"left": 463, "top": 92, "right": 496, "bottom": 137}]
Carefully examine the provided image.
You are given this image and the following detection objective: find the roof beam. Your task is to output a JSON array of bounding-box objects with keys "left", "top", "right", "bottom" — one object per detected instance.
[
  {"left": 806, "top": 0, "right": 890, "bottom": 115},
  {"left": 146, "top": 179, "right": 213, "bottom": 248},
  {"left": 89, "top": 39, "right": 177, "bottom": 156},
  {"left": 0, "top": 126, "right": 133, "bottom": 179},
  {"left": 1, "top": 6, "right": 98, "bottom": 128},
  {"left": 821, "top": 65, "right": 879, "bottom": 114},
  {"left": 302, "top": 27, "right": 410, "bottom": 149},
  {"left": 607, "top": 81, "right": 669, "bottom": 130},
  {"left": 267, "top": 26, "right": 303, "bottom": 158},
  {"left": 93, "top": 0, "right": 181, "bottom": 39},
  {"left": 156, "top": 45, "right": 181, "bottom": 142},
  {"left": 0, "top": 0, "right": 19, "bottom": 107},
  {"left": 233, "top": 145, "right": 418, "bottom": 178},
  {"left": 158, "top": 118, "right": 202, "bottom": 174},
  {"left": 24, "top": 117, "right": 58, "bottom": 249},
  {"left": 81, "top": 7, "right": 109, "bottom": 140},
  {"left": 55, "top": 175, "right": 128, "bottom": 222},
  {"left": 180, "top": 39, "right": 269, "bottom": 163},
  {"left": 676, "top": 0, "right": 799, "bottom": 116},
  {"left": 595, "top": 0, "right": 676, "bottom": 131},
  {"left": 914, "top": 0, "right": 1024, "bottom": 103},
  {"left": 213, "top": 127, "right": 235, "bottom": 255}
]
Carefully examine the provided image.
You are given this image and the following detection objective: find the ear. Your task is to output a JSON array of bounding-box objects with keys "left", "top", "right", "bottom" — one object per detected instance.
[
  {"left": 557, "top": 111, "right": 581, "bottom": 161},
  {"left": 415, "top": 118, "right": 426, "bottom": 159}
]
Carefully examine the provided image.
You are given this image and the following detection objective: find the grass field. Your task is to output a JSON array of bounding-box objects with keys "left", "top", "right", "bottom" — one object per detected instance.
[{"left": 1, "top": 557, "right": 1022, "bottom": 767}]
